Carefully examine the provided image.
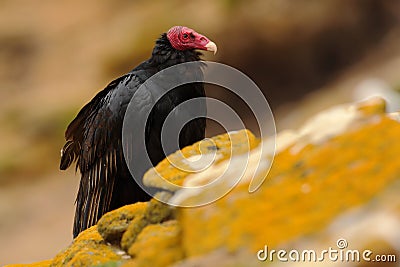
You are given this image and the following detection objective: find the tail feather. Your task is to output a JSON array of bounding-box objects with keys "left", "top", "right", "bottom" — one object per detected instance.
[{"left": 60, "top": 140, "right": 76, "bottom": 170}]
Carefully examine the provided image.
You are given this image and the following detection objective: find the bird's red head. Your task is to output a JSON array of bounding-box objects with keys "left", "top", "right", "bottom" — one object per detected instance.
[{"left": 167, "top": 26, "right": 217, "bottom": 54}]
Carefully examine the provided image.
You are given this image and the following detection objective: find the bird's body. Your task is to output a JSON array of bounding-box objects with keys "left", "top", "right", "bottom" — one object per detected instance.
[{"left": 60, "top": 26, "right": 217, "bottom": 237}]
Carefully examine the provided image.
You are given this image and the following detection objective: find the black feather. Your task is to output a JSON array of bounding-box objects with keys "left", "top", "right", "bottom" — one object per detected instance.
[{"left": 60, "top": 33, "right": 206, "bottom": 237}]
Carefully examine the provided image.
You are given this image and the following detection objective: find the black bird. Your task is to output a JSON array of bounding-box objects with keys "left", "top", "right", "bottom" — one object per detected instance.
[{"left": 60, "top": 26, "right": 217, "bottom": 237}]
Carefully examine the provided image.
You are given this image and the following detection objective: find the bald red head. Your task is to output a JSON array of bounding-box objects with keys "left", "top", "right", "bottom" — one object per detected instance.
[{"left": 166, "top": 26, "right": 217, "bottom": 54}]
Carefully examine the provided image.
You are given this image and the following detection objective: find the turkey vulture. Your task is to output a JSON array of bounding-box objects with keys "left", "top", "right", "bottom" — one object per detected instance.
[{"left": 60, "top": 26, "right": 217, "bottom": 237}]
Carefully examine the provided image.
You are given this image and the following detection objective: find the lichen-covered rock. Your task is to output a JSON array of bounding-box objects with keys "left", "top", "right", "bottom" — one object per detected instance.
[
  {"left": 143, "top": 192, "right": 173, "bottom": 225},
  {"left": 51, "top": 226, "right": 124, "bottom": 267},
  {"left": 143, "top": 129, "right": 260, "bottom": 192},
  {"left": 120, "top": 193, "right": 173, "bottom": 251},
  {"left": 172, "top": 249, "right": 260, "bottom": 267},
  {"left": 122, "top": 220, "right": 183, "bottom": 267},
  {"left": 97, "top": 203, "right": 147, "bottom": 244},
  {"left": 175, "top": 97, "right": 400, "bottom": 260},
  {"left": 4, "top": 260, "right": 53, "bottom": 267},
  {"left": 10, "top": 98, "right": 400, "bottom": 267},
  {"left": 90, "top": 261, "right": 122, "bottom": 267}
]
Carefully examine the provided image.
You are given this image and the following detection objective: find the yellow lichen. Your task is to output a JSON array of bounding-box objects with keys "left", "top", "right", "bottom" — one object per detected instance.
[
  {"left": 51, "top": 226, "right": 123, "bottom": 267},
  {"left": 121, "top": 195, "right": 172, "bottom": 251},
  {"left": 355, "top": 96, "right": 386, "bottom": 115},
  {"left": 120, "top": 215, "right": 149, "bottom": 252},
  {"left": 10, "top": 99, "right": 399, "bottom": 267},
  {"left": 143, "top": 129, "right": 260, "bottom": 191},
  {"left": 97, "top": 202, "right": 148, "bottom": 244},
  {"left": 121, "top": 220, "right": 183, "bottom": 267},
  {"left": 177, "top": 102, "right": 400, "bottom": 257},
  {"left": 4, "top": 260, "right": 52, "bottom": 267}
]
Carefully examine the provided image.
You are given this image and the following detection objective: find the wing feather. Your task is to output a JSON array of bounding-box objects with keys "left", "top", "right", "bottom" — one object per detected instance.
[
  {"left": 61, "top": 64, "right": 206, "bottom": 238},
  {"left": 60, "top": 74, "right": 139, "bottom": 237}
]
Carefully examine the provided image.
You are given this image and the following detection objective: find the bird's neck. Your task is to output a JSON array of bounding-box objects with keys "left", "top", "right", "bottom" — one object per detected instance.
[{"left": 149, "top": 33, "right": 201, "bottom": 68}]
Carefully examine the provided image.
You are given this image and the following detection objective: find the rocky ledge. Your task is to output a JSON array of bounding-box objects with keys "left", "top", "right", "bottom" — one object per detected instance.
[{"left": 7, "top": 97, "right": 400, "bottom": 267}]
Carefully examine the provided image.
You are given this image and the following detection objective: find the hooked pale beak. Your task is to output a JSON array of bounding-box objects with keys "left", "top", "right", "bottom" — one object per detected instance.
[{"left": 205, "top": 41, "right": 217, "bottom": 55}]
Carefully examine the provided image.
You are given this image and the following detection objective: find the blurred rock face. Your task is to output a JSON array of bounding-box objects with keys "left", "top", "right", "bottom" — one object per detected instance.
[{"left": 216, "top": 0, "right": 400, "bottom": 107}]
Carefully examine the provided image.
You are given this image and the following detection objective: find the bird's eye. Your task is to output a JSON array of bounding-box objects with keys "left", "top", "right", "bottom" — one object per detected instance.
[{"left": 182, "top": 33, "right": 188, "bottom": 39}]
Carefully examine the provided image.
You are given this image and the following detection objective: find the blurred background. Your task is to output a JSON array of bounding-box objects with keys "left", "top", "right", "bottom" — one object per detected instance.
[{"left": 1, "top": 0, "right": 400, "bottom": 264}]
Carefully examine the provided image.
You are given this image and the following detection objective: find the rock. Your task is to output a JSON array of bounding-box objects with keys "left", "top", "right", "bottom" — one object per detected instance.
[
  {"left": 51, "top": 226, "right": 124, "bottom": 267},
  {"left": 172, "top": 249, "right": 259, "bottom": 267},
  {"left": 121, "top": 194, "right": 173, "bottom": 251},
  {"left": 9, "top": 98, "right": 400, "bottom": 267},
  {"left": 175, "top": 97, "right": 400, "bottom": 262},
  {"left": 97, "top": 203, "right": 147, "bottom": 244},
  {"left": 122, "top": 220, "right": 183, "bottom": 267},
  {"left": 4, "top": 260, "right": 53, "bottom": 267},
  {"left": 143, "top": 129, "right": 260, "bottom": 192}
]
